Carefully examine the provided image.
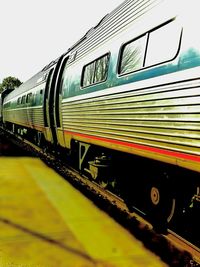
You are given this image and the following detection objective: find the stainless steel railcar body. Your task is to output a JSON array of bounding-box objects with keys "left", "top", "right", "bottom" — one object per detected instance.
[
  {"left": 2, "top": 58, "right": 61, "bottom": 145},
  {"left": 3, "top": 73, "right": 47, "bottom": 141},
  {"left": 58, "top": 0, "right": 200, "bottom": 174}
]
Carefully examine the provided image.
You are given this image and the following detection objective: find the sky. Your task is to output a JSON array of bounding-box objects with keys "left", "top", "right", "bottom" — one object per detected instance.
[{"left": 0, "top": 0, "right": 123, "bottom": 83}]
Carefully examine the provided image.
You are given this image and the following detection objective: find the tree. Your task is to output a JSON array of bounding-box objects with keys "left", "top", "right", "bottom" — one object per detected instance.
[{"left": 0, "top": 76, "right": 22, "bottom": 93}]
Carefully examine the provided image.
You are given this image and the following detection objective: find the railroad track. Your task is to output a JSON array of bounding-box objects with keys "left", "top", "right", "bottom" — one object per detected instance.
[
  {"left": 1, "top": 130, "right": 200, "bottom": 267},
  {"left": 167, "top": 230, "right": 200, "bottom": 265}
]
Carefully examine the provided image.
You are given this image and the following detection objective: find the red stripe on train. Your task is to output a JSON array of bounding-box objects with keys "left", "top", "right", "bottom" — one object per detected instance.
[{"left": 64, "top": 130, "right": 200, "bottom": 163}]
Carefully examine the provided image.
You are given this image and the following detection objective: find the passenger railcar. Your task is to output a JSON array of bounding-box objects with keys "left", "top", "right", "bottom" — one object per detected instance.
[{"left": 1, "top": 0, "right": 200, "bottom": 226}]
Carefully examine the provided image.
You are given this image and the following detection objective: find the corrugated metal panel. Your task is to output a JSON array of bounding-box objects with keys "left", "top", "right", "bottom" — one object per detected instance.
[
  {"left": 61, "top": 78, "right": 200, "bottom": 156},
  {"left": 69, "top": 0, "right": 162, "bottom": 62},
  {"left": 4, "top": 107, "right": 44, "bottom": 129}
]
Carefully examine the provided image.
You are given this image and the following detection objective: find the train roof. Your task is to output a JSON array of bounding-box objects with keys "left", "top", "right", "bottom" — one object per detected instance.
[
  {"left": 4, "top": 59, "right": 58, "bottom": 102},
  {"left": 65, "top": 0, "right": 164, "bottom": 64}
]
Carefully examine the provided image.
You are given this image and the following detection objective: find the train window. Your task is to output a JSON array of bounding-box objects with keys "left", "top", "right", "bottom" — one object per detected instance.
[
  {"left": 32, "top": 93, "right": 36, "bottom": 104},
  {"left": 145, "top": 20, "right": 181, "bottom": 67},
  {"left": 21, "top": 95, "right": 26, "bottom": 104},
  {"left": 119, "top": 35, "right": 147, "bottom": 75},
  {"left": 26, "top": 93, "right": 32, "bottom": 103},
  {"left": 82, "top": 54, "right": 109, "bottom": 88},
  {"left": 119, "top": 20, "right": 181, "bottom": 76},
  {"left": 17, "top": 97, "right": 21, "bottom": 105},
  {"left": 39, "top": 89, "right": 44, "bottom": 104},
  {"left": 94, "top": 55, "right": 109, "bottom": 83},
  {"left": 82, "top": 62, "right": 95, "bottom": 87}
]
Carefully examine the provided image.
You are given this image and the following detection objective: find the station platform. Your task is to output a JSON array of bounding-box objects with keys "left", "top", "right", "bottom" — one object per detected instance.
[{"left": 0, "top": 156, "right": 167, "bottom": 267}]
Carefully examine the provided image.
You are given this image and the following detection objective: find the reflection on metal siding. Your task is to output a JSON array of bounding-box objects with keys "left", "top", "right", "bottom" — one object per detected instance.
[
  {"left": 61, "top": 78, "right": 200, "bottom": 156},
  {"left": 4, "top": 106, "right": 44, "bottom": 129}
]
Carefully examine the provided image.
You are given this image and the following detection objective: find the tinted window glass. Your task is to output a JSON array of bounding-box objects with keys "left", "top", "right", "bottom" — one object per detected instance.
[
  {"left": 119, "top": 20, "right": 181, "bottom": 75},
  {"left": 21, "top": 95, "right": 26, "bottom": 104},
  {"left": 119, "top": 35, "right": 147, "bottom": 74},
  {"left": 82, "top": 62, "right": 95, "bottom": 87},
  {"left": 94, "top": 55, "right": 109, "bottom": 83},
  {"left": 26, "top": 93, "right": 32, "bottom": 103},
  {"left": 17, "top": 97, "right": 21, "bottom": 105},
  {"left": 82, "top": 54, "right": 109, "bottom": 88}
]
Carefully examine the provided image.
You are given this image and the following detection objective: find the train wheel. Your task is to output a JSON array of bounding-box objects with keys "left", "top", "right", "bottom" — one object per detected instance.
[{"left": 145, "top": 173, "right": 176, "bottom": 230}]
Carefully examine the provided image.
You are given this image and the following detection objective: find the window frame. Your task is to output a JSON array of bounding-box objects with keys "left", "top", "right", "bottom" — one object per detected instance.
[
  {"left": 21, "top": 95, "right": 26, "bottom": 105},
  {"left": 81, "top": 53, "right": 110, "bottom": 89},
  {"left": 118, "top": 18, "right": 182, "bottom": 77},
  {"left": 17, "top": 97, "right": 21, "bottom": 105},
  {"left": 118, "top": 33, "right": 148, "bottom": 75},
  {"left": 26, "top": 93, "right": 32, "bottom": 103}
]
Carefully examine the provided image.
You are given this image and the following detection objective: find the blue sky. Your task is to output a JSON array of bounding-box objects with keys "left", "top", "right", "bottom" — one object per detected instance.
[{"left": 0, "top": 0, "right": 122, "bottom": 83}]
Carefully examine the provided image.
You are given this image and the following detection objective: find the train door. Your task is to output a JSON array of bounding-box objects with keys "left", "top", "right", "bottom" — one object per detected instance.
[
  {"left": 44, "top": 56, "right": 64, "bottom": 147},
  {"left": 53, "top": 55, "right": 69, "bottom": 148},
  {"left": 45, "top": 55, "right": 69, "bottom": 148},
  {"left": 43, "top": 68, "right": 54, "bottom": 143}
]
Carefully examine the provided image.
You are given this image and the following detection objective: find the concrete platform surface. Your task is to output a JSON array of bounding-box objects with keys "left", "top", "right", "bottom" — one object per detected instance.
[{"left": 0, "top": 157, "right": 167, "bottom": 267}]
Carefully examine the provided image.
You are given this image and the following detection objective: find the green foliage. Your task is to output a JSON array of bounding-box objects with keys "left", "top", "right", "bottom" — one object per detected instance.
[{"left": 0, "top": 76, "right": 22, "bottom": 93}]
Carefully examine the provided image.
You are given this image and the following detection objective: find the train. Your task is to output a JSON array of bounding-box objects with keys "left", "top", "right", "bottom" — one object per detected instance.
[{"left": 0, "top": 0, "right": 199, "bottom": 228}]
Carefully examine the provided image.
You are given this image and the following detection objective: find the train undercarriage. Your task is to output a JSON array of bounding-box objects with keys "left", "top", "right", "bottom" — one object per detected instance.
[{"left": 68, "top": 139, "right": 199, "bottom": 230}]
